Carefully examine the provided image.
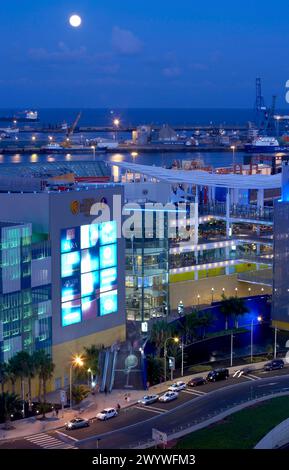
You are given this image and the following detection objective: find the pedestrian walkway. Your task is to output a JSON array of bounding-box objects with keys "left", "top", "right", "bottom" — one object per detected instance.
[{"left": 25, "top": 433, "right": 74, "bottom": 449}]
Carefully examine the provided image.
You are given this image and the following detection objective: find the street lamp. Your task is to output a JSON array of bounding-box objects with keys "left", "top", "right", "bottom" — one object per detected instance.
[
  {"left": 197, "top": 294, "right": 200, "bottom": 307},
  {"left": 250, "top": 316, "right": 262, "bottom": 363},
  {"left": 91, "top": 145, "right": 96, "bottom": 160},
  {"left": 87, "top": 368, "right": 93, "bottom": 387},
  {"left": 211, "top": 287, "right": 215, "bottom": 302},
  {"left": 230, "top": 145, "right": 236, "bottom": 169},
  {"left": 164, "top": 336, "right": 179, "bottom": 382},
  {"left": 70, "top": 355, "right": 84, "bottom": 409},
  {"left": 113, "top": 118, "right": 120, "bottom": 141},
  {"left": 235, "top": 287, "right": 238, "bottom": 297}
]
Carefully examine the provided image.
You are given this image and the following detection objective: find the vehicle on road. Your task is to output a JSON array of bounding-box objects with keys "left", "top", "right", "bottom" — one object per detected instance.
[
  {"left": 96, "top": 408, "right": 118, "bottom": 421},
  {"left": 187, "top": 377, "right": 207, "bottom": 387},
  {"left": 264, "top": 359, "right": 284, "bottom": 371},
  {"left": 159, "top": 391, "right": 179, "bottom": 402},
  {"left": 168, "top": 381, "right": 186, "bottom": 392},
  {"left": 207, "top": 368, "right": 229, "bottom": 382},
  {"left": 138, "top": 395, "right": 159, "bottom": 405},
  {"left": 65, "top": 418, "right": 89, "bottom": 430}
]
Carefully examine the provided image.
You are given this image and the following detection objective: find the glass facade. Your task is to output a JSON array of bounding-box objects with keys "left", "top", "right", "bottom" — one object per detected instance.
[
  {"left": 60, "top": 221, "right": 118, "bottom": 327},
  {"left": 0, "top": 224, "right": 52, "bottom": 362},
  {"left": 125, "top": 209, "right": 169, "bottom": 321}
]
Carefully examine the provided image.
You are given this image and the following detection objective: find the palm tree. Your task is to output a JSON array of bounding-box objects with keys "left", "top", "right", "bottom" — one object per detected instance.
[
  {"left": 179, "top": 310, "right": 202, "bottom": 344},
  {"left": 220, "top": 295, "right": 234, "bottom": 330},
  {"left": 6, "top": 358, "right": 17, "bottom": 394},
  {"left": 232, "top": 297, "right": 250, "bottom": 328},
  {"left": 0, "top": 392, "right": 22, "bottom": 428},
  {"left": 70, "top": 385, "right": 90, "bottom": 406},
  {"left": 11, "top": 351, "right": 33, "bottom": 410},
  {"left": 34, "top": 351, "right": 55, "bottom": 415},
  {"left": 150, "top": 320, "right": 173, "bottom": 357},
  {"left": 83, "top": 345, "right": 101, "bottom": 381},
  {"left": 198, "top": 312, "right": 215, "bottom": 338},
  {"left": 0, "top": 362, "right": 8, "bottom": 393}
]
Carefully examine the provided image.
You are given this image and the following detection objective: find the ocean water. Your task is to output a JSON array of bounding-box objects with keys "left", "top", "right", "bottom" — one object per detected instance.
[
  {"left": 0, "top": 108, "right": 262, "bottom": 127},
  {"left": 0, "top": 150, "right": 244, "bottom": 169}
]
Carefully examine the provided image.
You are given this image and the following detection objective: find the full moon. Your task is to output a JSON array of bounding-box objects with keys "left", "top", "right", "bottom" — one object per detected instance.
[{"left": 69, "top": 14, "right": 82, "bottom": 28}]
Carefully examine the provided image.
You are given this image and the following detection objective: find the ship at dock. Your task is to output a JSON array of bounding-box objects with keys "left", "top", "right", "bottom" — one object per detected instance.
[
  {"left": 245, "top": 136, "right": 289, "bottom": 153},
  {"left": 0, "top": 110, "right": 39, "bottom": 123}
]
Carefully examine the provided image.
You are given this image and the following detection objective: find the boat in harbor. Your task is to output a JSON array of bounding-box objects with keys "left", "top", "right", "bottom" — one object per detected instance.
[
  {"left": 0, "top": 126, "right": 19, "bottom": 136},
  {"left": 0, "top": 110, "right": 39, "bottom": 122},
  {"left": 245, "top": 136, "right": 289, "bottom": 153},
  {"left": 95, "top": 138, "right": 119, "bottom": 150}
]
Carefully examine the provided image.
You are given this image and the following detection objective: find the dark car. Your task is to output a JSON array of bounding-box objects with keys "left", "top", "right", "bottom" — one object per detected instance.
[
  {"left": 187, "top": 377, "right": 207, "bottom": 387},
  {"left": 207, "top": 368, "right": 229, "bottom": 382},
  {"left": 264, "top": 359, "right": 284, "bottom": 371}
]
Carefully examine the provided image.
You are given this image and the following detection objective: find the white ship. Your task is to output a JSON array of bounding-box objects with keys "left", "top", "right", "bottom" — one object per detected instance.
[
  {"left": 0, "top": 127, "right": 20, "bottom": 135},
  {"left": 96, "top": 138, "right": 119, "bottom": 150},
  {"left": 245, "top": 136, "right": 289, "bottom": 153},
  {"left": 25, "top": 110, "right": 38, "bottom": 120}
]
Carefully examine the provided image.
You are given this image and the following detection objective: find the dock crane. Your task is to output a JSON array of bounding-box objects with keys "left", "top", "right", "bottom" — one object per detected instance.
[{"left": 61, "top": 111, "right": 82, "bottom": 148}]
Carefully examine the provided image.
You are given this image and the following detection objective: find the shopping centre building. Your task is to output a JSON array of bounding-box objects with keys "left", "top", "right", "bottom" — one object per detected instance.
[
  {"left": 0, "top": 162, "right": 126, "bottom": 389},
  {"left": 111, "top": 161, "right": 280, "bottom": 322}
]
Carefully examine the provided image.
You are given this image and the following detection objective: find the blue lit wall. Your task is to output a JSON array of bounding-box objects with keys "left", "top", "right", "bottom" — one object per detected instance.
[{"left": 61, "top": 220, "right": 118, "bottom": 327}]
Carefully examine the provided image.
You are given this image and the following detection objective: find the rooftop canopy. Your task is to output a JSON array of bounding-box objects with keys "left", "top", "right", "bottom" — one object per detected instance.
[{"left": 110, "top": 161, "right": 281, "bottom": 190}]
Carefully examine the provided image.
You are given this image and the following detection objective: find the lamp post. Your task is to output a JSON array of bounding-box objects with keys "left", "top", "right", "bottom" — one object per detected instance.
[
  {"left": 230, "top": 145, "right": 236, "bottom": 169},
  {"left": 235, "top": 287, "right": 238, "bottom": 297},
  {"left": 197, "top": 294, "right": 200, "bottom": 307},
  {"left": 274, "top": 327, "right": 278, "bottom": 359},
  {"left": 250, "top": 316, "right": 262, "bottom": 363},
  {"left": 113, "top": 118, "right": 120, "bottom": 141},
  {"left": 70, "top": 355, "right": 84, "bottom": 410},
  {"left": 230, "top": 333, "right": 234, "bottom": 367},
  {"left": 87, "top": 368, "right": 93, "bottom": 387},
  {"left": 164, "top": 336, "right": 179, "bottom": 382},
  {"left": 211, "top": 287, "right": 215, "bottom": 303},
  {"left": 91, "top": 145, "right": 96, "bottom": 160},
  {"left": 180, "top": 340, "right": 184, "bottom": 377}
]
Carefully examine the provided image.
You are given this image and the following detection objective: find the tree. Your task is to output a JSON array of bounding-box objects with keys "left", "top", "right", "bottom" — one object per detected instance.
[
  {"left": 146, "top": 355, "right": 164, "bottom": 385},
  {"left": 220, "top": 295, "right": 234, "bottom": 330},
  {"left": 70, "top": 385, "right": 90, "bottom": 406},
  {"left": 11, "top": 351, "right": 33, "bottom": 410},
  {"left": 33, "top": 350, "right": 55, "bottom": 414},
  {"left": 0, "top": 362, "right": 8, "bottom": 393},
  {"left": 149, "top": 320, "right": 173, "bottom": 357},
  {"left": 83, "top": 345, "right": 101, "bottom": 380},
  {"left": 198, "top": 312, "right": 215, "bottom": 338},
  {"left": 179, "top": 310, "right": 203, "bottom": 344},
  {"left": 0, "top": 392, "right": 22, "bottom": 428},
  {"left": 6, "top": 359, "right": 17, "bottom": 394}
]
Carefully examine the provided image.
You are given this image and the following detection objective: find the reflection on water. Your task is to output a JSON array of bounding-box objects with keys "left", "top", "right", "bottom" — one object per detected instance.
[{"left": 0, "top": 151, "right": 245, "bottom": 169}]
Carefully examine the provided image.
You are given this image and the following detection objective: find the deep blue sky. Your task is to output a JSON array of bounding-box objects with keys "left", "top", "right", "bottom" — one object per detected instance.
[{"left": 1, "top": 0, "right": 289, "bottom": 108}]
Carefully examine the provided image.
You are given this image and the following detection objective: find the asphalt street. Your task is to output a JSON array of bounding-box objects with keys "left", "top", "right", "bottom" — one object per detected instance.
[{"left": 1, "top": 367, "right": 289, "bottom": 449}]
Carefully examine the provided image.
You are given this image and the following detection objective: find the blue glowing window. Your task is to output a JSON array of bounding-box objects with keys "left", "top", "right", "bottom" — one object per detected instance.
[
  {"left": 100, "top": 267, "right": 117, "bottom": 292},
  {"left": 99, "top": 221, "right": 117, "bottom": 245},
  {"left": 61, "top": 227, "right": 80, "bottom": 253},
  {"left": 81, "top": 247, "right": 99, "bottom": 273},
  {"left": 61, "top": 251, "right": 80, "bottom": 278},
  {"left": 61, "top": 276, "right": 80, "bottom": 302},
  {"left": 100, "top": 244, "right": 117, "bottom": 269},
  {"left": 100, "top": 289, "right": 118, "bottom": 316},
  {"left": 81, "top": 271, "right": 99, "bottom": 297},
  {"left": 61, "top": 300, "right": 81, "bottom": 327},
  {"left": 82, "top": 296, "right": 97, "bottom": 320},
  {"left": 81, "top": 224, "right": 99, "bottom": 249}
]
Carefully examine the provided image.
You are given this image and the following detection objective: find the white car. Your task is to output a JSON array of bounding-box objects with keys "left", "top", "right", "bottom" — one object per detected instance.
[
  {"left": 65, "top": 417, "right": 89, "bottom": 430},
  {"left": 96, "top": 408, "right": 118, "bottom": 421},
  {"left": 168, "top": 381, "right": 186, "bottom": 392},
  {"left": 158, "top": 391, "right": 179, "bottom": 402},
  {"left": 138, "top": 395, "right": 159, "bottom": 405}
]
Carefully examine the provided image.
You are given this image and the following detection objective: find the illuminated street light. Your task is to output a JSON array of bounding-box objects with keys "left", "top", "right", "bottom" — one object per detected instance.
[
  {"left": 164, "top": 336, "right": 179, "bottom": 382},
  {"left": 230, "top": 145, "right": 236, "bottom": 168},
  {"left": 70, "top": 355, "right": 84, "bottom": 409}
]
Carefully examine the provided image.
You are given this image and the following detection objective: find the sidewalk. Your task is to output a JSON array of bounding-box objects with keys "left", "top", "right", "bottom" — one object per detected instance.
[{"left": 0, "top": 358, "right": 279, "bottom": 441}]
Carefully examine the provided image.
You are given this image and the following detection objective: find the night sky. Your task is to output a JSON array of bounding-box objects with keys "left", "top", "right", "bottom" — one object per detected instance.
[{"left": 1, "top": 0, "right": 289, "bottom": 108}]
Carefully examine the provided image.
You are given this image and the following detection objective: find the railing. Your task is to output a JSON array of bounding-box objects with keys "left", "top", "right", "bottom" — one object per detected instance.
[{"left": 199, "top": 203, "right": 274, "bottom": 222}]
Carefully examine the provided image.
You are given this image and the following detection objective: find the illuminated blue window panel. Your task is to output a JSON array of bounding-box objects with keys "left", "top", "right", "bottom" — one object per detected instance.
[
  {"left": 61, "top": 227, "right": 80, "bottom": 253},
  {"left": 100, "top": 289, "right": 118, "bottom": 316},
  {"left": 100, "top": 244, "right": 117, "bottom": 269},
  {"left": 81, "top": 248, "right": 99, "bottom": 273},
  {"left": 62, "top": 300, "right": 81, "bottom": 326},
  {"left": 62, "top": 276, "right": 80, "bottom": 302},
  {"left": 61, "top": 251, "right": 80, "bottom": 278},
  {"left": 82, "top": 296, "right": 97, "bottom": 320},
  {"left": 100, "top": 267, "right": 117, "bottom": 292},
  {"left": 81, "top": 271, "right": 99, "bottom": 297},
  {"left": 81, "top": 224, "right": 99, "bottom": 249},
  {"left": 99, "top": 221, "right": 117, "bottom": 246}
]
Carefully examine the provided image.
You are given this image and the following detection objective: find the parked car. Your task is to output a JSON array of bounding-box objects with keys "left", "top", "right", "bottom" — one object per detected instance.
[
  {"left": 138, "top": 395, "right": 159, "bottom": 405},
  {"left": 96, "top": 408, "right": 118, "bottom": 421},
  {"left": 264, "top": 359, "right": 284, "bottom": 371},
  {"left": 65, "top": 418, "right": 89, "bottom": 430},
  {"left": 187, "top": 377, "right": 207, "bottom": 387},
  {"left": 158, "top": 391, "right": 179, "bottom": 402},
  {"left": 168, "top": 381, "right": 186, "bottom": 392},
  {"left": 207, "top": 368, "right": 229, "bottom": 382}
]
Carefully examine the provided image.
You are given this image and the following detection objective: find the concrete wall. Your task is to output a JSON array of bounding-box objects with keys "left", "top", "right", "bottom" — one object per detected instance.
[{"left": 170, "top": 273, "right": 272, "bottom": 309}]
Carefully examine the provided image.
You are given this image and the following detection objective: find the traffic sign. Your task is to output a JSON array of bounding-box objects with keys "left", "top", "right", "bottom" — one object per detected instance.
[{"left": 60, "top": 390, "right": 67, "bottom": 405}]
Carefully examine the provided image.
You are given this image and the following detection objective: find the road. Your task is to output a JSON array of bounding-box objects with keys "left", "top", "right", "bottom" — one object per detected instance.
[{"left": 1, "top": 367, "right": 289, "bottom": 449}]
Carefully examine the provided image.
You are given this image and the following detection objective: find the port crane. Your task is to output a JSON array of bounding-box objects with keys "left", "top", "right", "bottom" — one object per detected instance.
[{"left": 61, "top": 111, "right": 82, "bottom": 148}]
